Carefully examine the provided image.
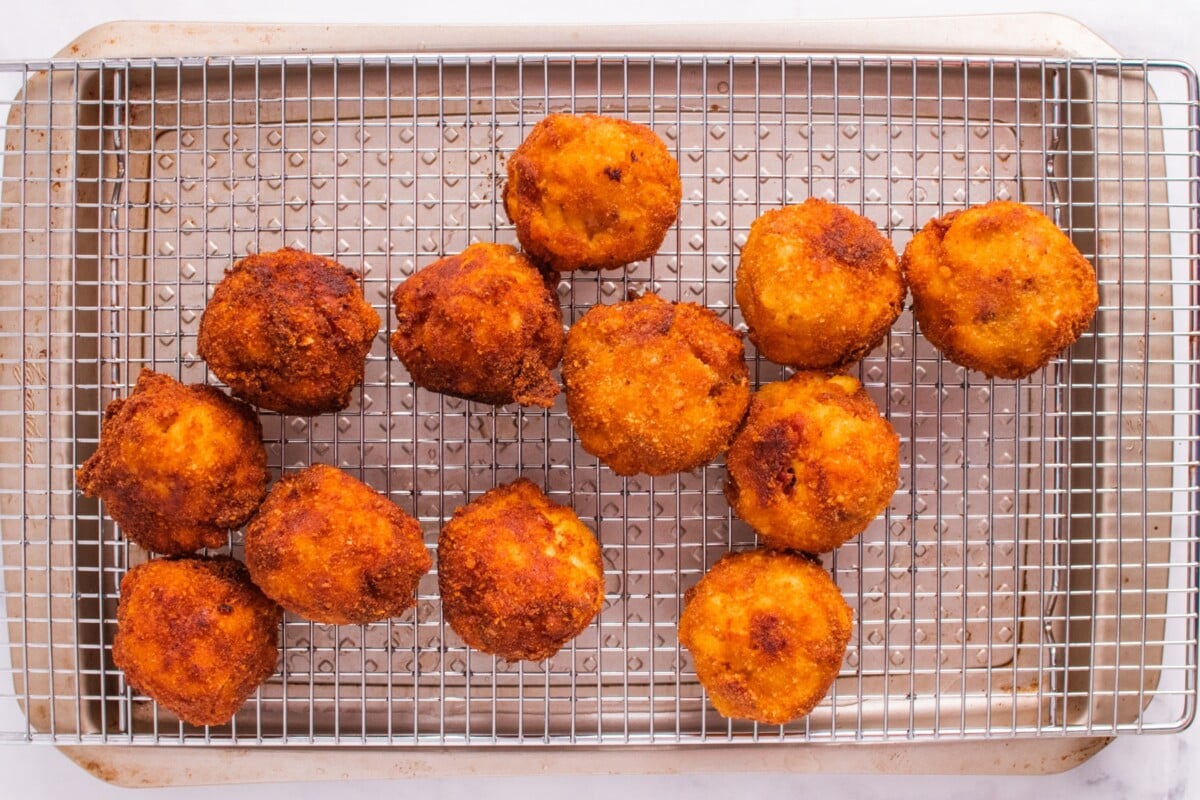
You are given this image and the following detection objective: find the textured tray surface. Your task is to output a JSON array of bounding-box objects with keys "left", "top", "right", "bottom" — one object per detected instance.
[{"left": 0, "top": 52, "right": 1197, "bottom": 746}]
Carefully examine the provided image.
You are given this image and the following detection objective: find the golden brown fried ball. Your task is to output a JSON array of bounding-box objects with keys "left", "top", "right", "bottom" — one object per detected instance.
[
  {"left": 901, "top": 201, "right": 1099, "bottom": 379},
  {"left": 678, "top": 548, "right": 852, "bottom": 725},
  {"left": 198, "top": 247, "right": 381, "bottom": 415},
  {"left": 724, "top": 372, "right": 899, "bottom": 553},
  {"left": 76, "top": 369, "right": 269, "bottom": 556},
  {"left": 390, "top": 243, "right": 564, "bottom": 408},
  {"left": 244, "top": 464, "right": 431, "bottom": 624},
  {"left": 113, "top": 555, "right": 282, "bottom": 727},
  {"left": 503, "top": 113, "right": 682, "bottom": 271},
  {"left": 563, "top": 293, "right": 750, "bottom": 476},
  {"left": 438, "top": 479, "right": 604, "bottom": 661},
  {"left": 736, "top": 198, "right": 904, "bottom": 369}
]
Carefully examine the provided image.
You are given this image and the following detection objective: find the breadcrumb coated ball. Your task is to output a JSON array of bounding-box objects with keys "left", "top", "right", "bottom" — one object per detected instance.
[
  {"left": 438, "top": 479, "right": 604, "bottom": 662},
  {"left": 678, "top": 548, "right": 852, "bottom": 725},
  {"left": 76, "top": 369, "right": 269, "bottom": 556},
  {"left": 901, "top": 201, "right": 1099, "bottom": 379},
  {"left": 244, "top": 464, "right": 432, "bottom": 625},
  {"left": 736, "top": 198, "right": 904, "bottom": 369},
  {"left": 503, "top": 113, "right": 682, "bottom": 271},
  {"left": 724, "top": 372, "right": 899, "bottom": 553},
  {"left": 198, "top": 247, "right": 381, "bottom": 415},
  {"left": 563, "top": 293, "right": 751, "bottom": 476},
  {"left": 390, "top": 243, "right": 564, "bottom": 407},
  {"left": 113, "top": 555, "right": 282, "bottom": 727}
]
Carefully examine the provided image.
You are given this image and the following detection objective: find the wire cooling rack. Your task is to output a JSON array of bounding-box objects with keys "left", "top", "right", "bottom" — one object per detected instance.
[{"left": 0, "top": 52, "right": 1197, "bottom": 746}]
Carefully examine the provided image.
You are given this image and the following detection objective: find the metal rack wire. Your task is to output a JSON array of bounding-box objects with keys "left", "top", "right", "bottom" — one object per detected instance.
[{"left": 0, "top": 52, "right": 1196, "bottom": 746}]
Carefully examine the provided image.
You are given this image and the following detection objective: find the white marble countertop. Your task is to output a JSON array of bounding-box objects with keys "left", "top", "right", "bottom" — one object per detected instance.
[{"left": 2, "top": 1, "right": 1197, "bottom": 797}]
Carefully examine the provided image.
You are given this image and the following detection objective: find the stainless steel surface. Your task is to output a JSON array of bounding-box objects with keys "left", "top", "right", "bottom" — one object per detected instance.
[{"left": 0, "top": 52, "right": 1197, "bottom": 747}]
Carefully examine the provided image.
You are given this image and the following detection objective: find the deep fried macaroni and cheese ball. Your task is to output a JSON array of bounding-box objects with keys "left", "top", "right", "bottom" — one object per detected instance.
[
  {"left": 678, "top": 548, "right": 853, "bottom": 725},
  {"left": 736, "top": 198, "right": 905, "bottom": 369},
  {"left": 563, "top": 293, "right": 751, "bottom": 476},
  {"left": 438, "top": 479, "right": 604, "bottom": 662},
  {"left": 503, "top": 113, "right": 682, "bottom": 271},
  {"left": 390, "top": 243, "right": 565, "bottom": 408},
  {"left": 113, "top": 556, "right": 282, "bottom": 727},
  {"left": 724, "top": 372, "right": 899, "bottom": 553},
  {"left": 244, "top": 464, "right": 432, "bottom": 625},
  {"left": 76, "top": 369, "right": 269, "bottom": 556},
  {"left": 901, "top": 201, "right": 1099, "bottom": 379},
  {"left": 198, "top": 247, "right": 381, "bottom": 415}
]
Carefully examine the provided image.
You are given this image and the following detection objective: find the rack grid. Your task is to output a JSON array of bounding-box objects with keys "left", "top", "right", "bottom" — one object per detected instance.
[{"left": 0, "top": 53, "right": 1196, "bottom": 746}]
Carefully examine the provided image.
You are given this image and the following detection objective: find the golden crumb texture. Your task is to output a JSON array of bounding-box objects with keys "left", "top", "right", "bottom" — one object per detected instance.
[
  {"left": 736, "top": 198, "right": 905, "bottom": 369},
  {"left": 678, "top": 548, "right": 853, "bottom": 725},
  {"left": 901, "top": 201, "right": 1099, "bottom": 379},
  {"left": 198, "top": 247, "right": 381, "bottom": 415},
  {"left": 244, "top": 464, "right": 432, "bottom": 625},
  {"left": 75, "top": 369, "right": 269, "bottom": 555},
  {"left": 437, "top": 478, "right": 604, "bottom": 662},
  {"left": 390, "top": 242, "right": 564, "bottom": 407},
  {"left": 503, "top": 113, "right": 682, "bottom": 271},
  {"left": 724, "top": 371, "right": 899, "bottom": 553},
  {"left": 563, "top": 292, "right": 750, "bottom": 476},
  {"left": 113, "top": 555, "right": 282, "bottom": 727}
]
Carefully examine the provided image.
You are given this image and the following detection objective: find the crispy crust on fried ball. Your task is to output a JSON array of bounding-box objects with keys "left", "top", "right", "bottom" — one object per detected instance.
[
  {"left": 112, "top": 556, "right": 281, "bottom": 727},
  {"left": 198, "top": 247, "right": 381, "bottom": 415},
  {"left": 503, "top": 113, "right": 682, "bottom": 272},
  {"left": 678, "top": 548, "right": 852, "bottom": 725},
  {"left": 901, "top": 201, "right": 1099, "bottom": 379},
  {"left": 437, "top": 479, "right": 604, "bottom": 662},
  {"left": 563, "top": 293, "right": 751, "bottom": 477},
  {"left": 735, "top": 199, "right": 904, "bottom": 369},
  {"left": 75, "top": 370, "right": 269, "bottom": 556},
  {"left": 243, "top": 464, "right": 432, "bottom": 624},
  {"left": 724, "top": 372, "right": 899, "bottom": 553},
  {"left": 390, "top": 243, "right": 564, "bottom": 408}
]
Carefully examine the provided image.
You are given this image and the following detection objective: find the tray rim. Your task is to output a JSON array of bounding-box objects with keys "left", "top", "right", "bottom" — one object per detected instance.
[{"left": 54, "top": 14, "right": 1125, "bottom": 61}]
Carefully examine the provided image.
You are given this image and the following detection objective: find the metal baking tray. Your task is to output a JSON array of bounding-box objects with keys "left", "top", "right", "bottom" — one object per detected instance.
[{"left": 0, "top": 15, "right": 1197, "bottom": 785}]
